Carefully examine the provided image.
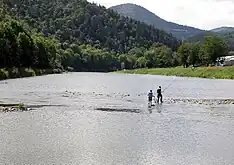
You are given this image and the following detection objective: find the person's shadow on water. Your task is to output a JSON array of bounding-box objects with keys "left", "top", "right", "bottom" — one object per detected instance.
[
  {"left": 147, "top": 103, "right": 163, "bottom": 114},
  {"left": 148, "top": 107, "right": 152, "bottom": 114},
  {"left": 156, "top": 103, "right": 163, "bottom": 113}
]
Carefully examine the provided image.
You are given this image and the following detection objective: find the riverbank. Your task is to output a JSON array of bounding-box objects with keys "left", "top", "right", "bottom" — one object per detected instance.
[
  {"left": 0, "top": 67, "right": 63, "bottom": 81},
  {"left": 116, "top": 66, "right": 234, "bottom": 79}
]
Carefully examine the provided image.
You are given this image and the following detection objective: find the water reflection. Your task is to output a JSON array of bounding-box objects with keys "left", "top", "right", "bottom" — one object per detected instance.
[
  {"left": 147, "top": 103, "right": 163, "bottom": 114},
  {"left": 156, "top": 103, "right": 163, "bottom": 113},
  {"left": 148, "top": 107, "right": 152, "bottom": 114}
]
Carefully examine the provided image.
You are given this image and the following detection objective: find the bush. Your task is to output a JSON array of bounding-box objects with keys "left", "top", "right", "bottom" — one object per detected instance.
[
  {"left": 20, "top": 68, "right": 36, "bottom": 77},
  {"left": 7, "top": 67, "right": 20, "bottom": 78},
  {"left": 0, "top": 69, "right": 8, "bottom": 80}
]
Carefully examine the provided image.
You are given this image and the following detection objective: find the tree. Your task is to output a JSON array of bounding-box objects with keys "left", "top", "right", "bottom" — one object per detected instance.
[
  {"left": 17, "top": 32, "right": 35, "bottom": 67},
  {"left": 136, "top": 56, "right": 147, "bottom": 68},
  {"left": 200, "top": 36, "right": 228, "bottom": 65},
  {"left": 143, "top": 45, "right": 174, "bottom": 68},
  {"left": 177, "top": 43, "right": 190, "bottom": 67},
  {"left": 187, "top": 42, "right": 200, "bottom": 67},
  {"left": 177, "top": 42, "right": 201, "bottom": 67}
]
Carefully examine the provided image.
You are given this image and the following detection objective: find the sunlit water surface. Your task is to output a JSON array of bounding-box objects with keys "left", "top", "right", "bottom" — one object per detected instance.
[{"left": 0, "top": 72, "right": 234, "bottom": 165}]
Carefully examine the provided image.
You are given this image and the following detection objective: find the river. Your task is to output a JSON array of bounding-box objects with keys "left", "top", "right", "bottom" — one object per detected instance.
[{"left": 0, "top": 72, "right": 234, "bottom": 165}]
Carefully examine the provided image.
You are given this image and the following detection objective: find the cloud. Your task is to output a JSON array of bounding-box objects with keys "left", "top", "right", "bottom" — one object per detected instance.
[{"left": 88, "top": 0, "right": 234, "bottom": 30}]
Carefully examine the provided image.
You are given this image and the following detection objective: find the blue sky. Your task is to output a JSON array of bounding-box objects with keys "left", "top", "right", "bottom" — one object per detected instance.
[{"left": 87, "top": 0, "right": 234, "bottom": 30}]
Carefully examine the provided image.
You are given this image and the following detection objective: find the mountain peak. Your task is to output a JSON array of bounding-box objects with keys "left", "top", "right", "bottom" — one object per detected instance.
[
  {"left": 110, "top": 3, "right": 205, "bottom": 39},
  {"left": 109, "top": 3, "right": 161, "bottom": 20}
]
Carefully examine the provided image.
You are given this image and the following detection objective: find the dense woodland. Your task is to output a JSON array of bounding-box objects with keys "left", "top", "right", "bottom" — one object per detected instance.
[
  {"left": 0, "top": 0, "right": 231, "bottom": 74},
  {"left": 0, "top": 0, "right": 181, "bottom": 71},
  {"left": 0, "top": 8, "right": 56, "bottom": 68},
  {"left": 8, "top": 0, "right": 180, "bottom": 52}
]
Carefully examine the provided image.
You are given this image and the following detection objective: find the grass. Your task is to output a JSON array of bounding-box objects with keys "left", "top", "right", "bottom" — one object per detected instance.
[
  {"left": 116, "top": 66, "right": 234, "bottom": 79},
  {"left": 18, "top": 103, "right": 26, "bottom": 111},
  {"left": 0, "top": 67, "right": 63, "bottom": 80}
]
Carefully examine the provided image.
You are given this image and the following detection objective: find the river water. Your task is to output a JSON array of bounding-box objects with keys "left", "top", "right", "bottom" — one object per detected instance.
[{"left": 0, "top": 72, "right": 234, "bottom": 165}]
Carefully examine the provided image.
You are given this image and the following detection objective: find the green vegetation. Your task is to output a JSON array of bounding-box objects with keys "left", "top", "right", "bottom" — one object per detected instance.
[
  {"left": 9, "top": 0, "right": 180, "bottom": 52},
  {"left": 18, "top": 103, "right": 26, "bottom": 111},
  {"left": 0, "top": 0, "right": 233, "bottom": 81},
  {"left": 0, "top": 0, "right": 182, "bottom": 80},
  {"left": 178, "top": 36, "right": 229, "bottom": 67},
  {"left": 186, "top": 31, "right": 234, "bottom": 51},
  {"left": 0, "top": 102, "right": 29, "bottom": 112},
  {"left": 0, "top": 3, "right": 64, "bottom": 79},
  {"left": 0, "top": 67, "right": 61, "bottom": 80},
  {"left": 118, "top": 35, "right": 233, "bottom": 80},
  {"left": 118, "top": 43, "right": 179, "bottom": 69},
  {"left": 117, "top": 66, "right": 234, "bottom": 79}
]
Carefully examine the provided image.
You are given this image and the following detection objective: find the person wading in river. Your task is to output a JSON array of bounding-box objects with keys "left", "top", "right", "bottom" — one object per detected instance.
[
  {"left": 157, "top": 86, "right": 163, "bottom": 103},
  {"left": 148, "top": 90, "right": 155, "bottom": 106}
]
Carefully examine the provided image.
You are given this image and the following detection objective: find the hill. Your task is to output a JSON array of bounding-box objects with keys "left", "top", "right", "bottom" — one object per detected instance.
[
  {"left": 186, "top": 32, "right": 216, "bottom": 42},
  {"left": 186, "top": 31, "right": 234, "bottom": 50},
  {"left": 210, "top": 27, "right": 234, "bottom": 33},
  {"left": 109, "top": 3, "right": 206, "bottom": 39},
  {"left": 0, "top": 0, "right": 182, "bottom": 75},
  {"left": 6, "top": 0, "right": 180, "bottom": 52}
]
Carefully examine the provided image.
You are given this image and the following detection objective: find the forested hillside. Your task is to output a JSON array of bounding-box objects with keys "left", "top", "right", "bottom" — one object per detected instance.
[
  {"left": 186, "top": 32, "right": 216, "bottom": 42},
  {"left": 186, "top": 31, "right": 234, "bottom": 50},
  {"left": 110, "top": 3, "right": 205, "bottom": 40},
  {"left": 0, "top": 0, "right": 183, "bottom": 79},
  {"left": 0, "top": 4, "right": 63, "bottom": 78},
  {"left": 1, "top": 0, "right": 229, "bottom": 80},
  {"left": 6, "top": 0, "right": 180, "bottom": 52},
  {"left": 210, "top": 27, "right": 234, "bottom": 33}
]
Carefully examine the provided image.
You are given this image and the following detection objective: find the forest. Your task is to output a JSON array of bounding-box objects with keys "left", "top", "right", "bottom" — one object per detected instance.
[{"left": 0, "top": 0, "right": 230, "bottom": 78}]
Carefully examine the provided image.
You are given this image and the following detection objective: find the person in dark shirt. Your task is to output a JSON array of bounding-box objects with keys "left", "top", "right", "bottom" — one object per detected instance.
[
  {"left": 148, "top": 90, "right": 154, "bottom": 105},
  {"left": 157, "top": 86, "right": 163, "bottom": 103}
]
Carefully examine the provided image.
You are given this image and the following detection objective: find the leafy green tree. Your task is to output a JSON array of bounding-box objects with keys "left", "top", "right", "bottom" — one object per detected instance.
[
  {"left": 136, "top": 56, "right": 147, "bottom": 68},
  {"left": 177, "top": 43, "right": 190, "bottom": 67},
  {"left": 200, "top": 36, "right": 228, "bottom": 65},
  {"left": 187, "top": 42, "right": 200, "bottom": 67},
  {"left": 144, "top": 45, "right": 174, "bottom": 68}
]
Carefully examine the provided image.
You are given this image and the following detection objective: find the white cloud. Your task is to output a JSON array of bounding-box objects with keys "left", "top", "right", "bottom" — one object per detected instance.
[{"left": 87, "top": 0, "right": 234, "bottom": 30}]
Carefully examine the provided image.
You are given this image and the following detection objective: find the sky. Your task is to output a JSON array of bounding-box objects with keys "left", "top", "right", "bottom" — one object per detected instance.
[{"left": 87, "top": 0, "right": 234, "bottom": 30}]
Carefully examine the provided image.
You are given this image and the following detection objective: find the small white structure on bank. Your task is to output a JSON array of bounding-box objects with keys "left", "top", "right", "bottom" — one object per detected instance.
[{"left": 218, "top": 56, "right": 234, "bottom": 66}]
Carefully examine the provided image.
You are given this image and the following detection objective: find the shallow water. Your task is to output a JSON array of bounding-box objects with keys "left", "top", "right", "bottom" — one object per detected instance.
[{"left": 0, "top": 72, "right": 234, "bottom": 165}]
